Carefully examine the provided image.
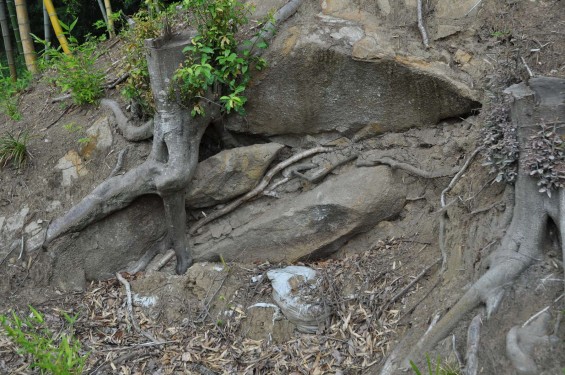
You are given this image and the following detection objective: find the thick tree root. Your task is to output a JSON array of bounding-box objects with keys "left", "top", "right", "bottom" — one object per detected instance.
[
  {"left": 101, "top": 98, "right": 154, "bottom": 141},
  {"left": 380, "top": 77, "right": 565, "bottom": 374}
]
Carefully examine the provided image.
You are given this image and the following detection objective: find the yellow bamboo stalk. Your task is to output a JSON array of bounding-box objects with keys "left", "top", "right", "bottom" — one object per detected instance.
[
  {"left": 43, "top": 0, "right": 71, "bottom": 55},
  {"left": 103, "top": 0, "right": 115, "bottom": 38},
  {"left": 14, "top": 0, "right": 36, "bottom": 73}
]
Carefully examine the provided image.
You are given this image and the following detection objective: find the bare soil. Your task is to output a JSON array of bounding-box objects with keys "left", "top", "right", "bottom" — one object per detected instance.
[{"left": 1, "top": 0, "right": 564, "bottom": 374}]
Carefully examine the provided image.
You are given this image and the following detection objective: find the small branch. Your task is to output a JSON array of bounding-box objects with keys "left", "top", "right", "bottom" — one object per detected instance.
[
  {"left": 357, "top": 157, "right": 460, "bottom": 178},
  {"left": 417, "top": 0, "right": 429, "bottom": 49},
  {"left": 149, "top": 249, "right": 175, "bottom": 272},
  {"left": 43, "top": 105, "right": 73, "bottom": 130},
  {"left": 440, "top": 147, "right": 484, "bottom": 207},
  {"left": 106, "top": 72, "right": 129, "bottom": 89},
  {"left": 109, "top": 148, "right": 128, "bottom": 178},
  {"left": 452, "top": 334, "right": 463, "bottom": 370},
  {"left": 0, "top": 242, "right": 19, "bottom": 267},
  {"left": 465, "top": 313, "right": 482, "bottom": 375},
  {"left": 439, "top": 146, "right": 484, "bottom": 271},
  {"left": 115, "top": 272, "right": 161, "bottom": 343},
  {"left": 465, "top": 0, "right": 483, "bottom": 17},
  {"left": 522, "top": 306, "right": 550, "bottom": 328},
  {"left": 521, "top": 56, "right": 534, "bottom": 78},
  {"left": 51, "top": 93, "right": 72, "bottom": 103},
  {"left": 190, "top": 146, "right": 333, "bottom": 234},
  {"left": 378, "top": 258, "right": 441, "bottom": 318}
]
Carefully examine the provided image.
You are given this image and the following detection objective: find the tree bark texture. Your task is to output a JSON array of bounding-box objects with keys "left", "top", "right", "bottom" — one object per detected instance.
[
  {"left": 14, "top": 0, "right": 36, "bottom": 73},
  {"left": 44, "top": 31, "right": 220, "bottom": 275},
  {"left": 380, "top": 77, "right": 565, "bottom": 374},
  {"left": 0, "top": 0, "right": 17, "bottom": 81}
]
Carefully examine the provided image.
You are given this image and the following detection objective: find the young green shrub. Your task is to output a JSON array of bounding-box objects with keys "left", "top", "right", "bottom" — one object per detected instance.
[
  {"left": 119, "top": 9, "right": 162, "bottom": 117},
  {"left": 173, "top": 0, "right": 269, "bottom": 116},
  {"left": 35, "top": 19, "right": 105, "bottom": 105},
  {"left": 0, "top": 63, "right": 32, "bottom": 121},
  {"left": 0, "top": 131, "right": 31, "bottom": 169},
  {"left": 0, "top": 306, "right": 87, "bottom": 375}
]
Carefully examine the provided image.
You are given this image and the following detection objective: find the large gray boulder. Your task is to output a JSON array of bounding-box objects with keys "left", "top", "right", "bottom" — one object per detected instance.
[
  {"left": 226, "top": 8, "right": 480, "bottom": 138},
  {"left": 193, "top": 165, "right": 407, "bottom": 263},
  {"left": 186, "top": 143, "right": 285, "bottom": 208},
  {"left": 51, "top": 195, "right": 166, "bottom": 289}
]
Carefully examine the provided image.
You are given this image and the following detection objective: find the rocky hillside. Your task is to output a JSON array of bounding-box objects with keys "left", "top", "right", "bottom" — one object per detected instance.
[{"left": 0, "top": 0, "right": 564, "bottom": 374}]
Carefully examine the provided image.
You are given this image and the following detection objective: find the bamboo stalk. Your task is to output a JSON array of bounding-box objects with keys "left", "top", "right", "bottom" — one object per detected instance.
[
  {"left": 103, "top": 0, "right": 115, "bottom": 38},
  {"left": 14, "top": 0, "right": 37, "bottom": 73},
  {"left": 43, "top": 0, "right": 71, "bottom": 55},
  {"left": 96, "top": 0, "right": 107, "bottom": 24},
  {"left": 5, "top": 0, "right": 22, "bottom": 55},
  {"left": 0, "top": 0, "right": 17, "bottom": 81}
]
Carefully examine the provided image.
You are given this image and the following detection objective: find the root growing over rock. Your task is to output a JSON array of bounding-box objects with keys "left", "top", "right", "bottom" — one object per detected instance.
[{"left": 42, "top": 32, "right": 220, "bottom": 275}]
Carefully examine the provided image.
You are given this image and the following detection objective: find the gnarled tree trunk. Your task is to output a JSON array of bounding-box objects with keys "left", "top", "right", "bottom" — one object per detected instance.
[
  {"left": 380, "top": 77, "right": 565, "bottom": 374},
  {"left": 43, "top": 31, "right": 220, "bottom": 275}
]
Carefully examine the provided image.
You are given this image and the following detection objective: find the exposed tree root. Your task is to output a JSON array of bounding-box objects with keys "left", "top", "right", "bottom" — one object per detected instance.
[
  {"left": 101, "top": 98, "right": 154, "bottom": 141},
  {"left": 39, "top": 3, "right": 307, "bottom": 277},
  {"left": 439, "top": 146, "right": 484, "bottom": 270},
  {"left": 380, "top": 77, "right": 565, "bottom": 374},
  {"left": 292, "top": 153, "right": 358, "bottom": 183},
  {"left": 417, "top": 0, "right": 429, "bottom": 49},
  {"left": 465, "top": 313, "right": 482, "bottom": 375},
  {"left": 357, "top": 157, "right": 460, "bottom": 178},
  {"left": 42, "top": 32, "right": 220, "bottom": 275},
  {"left": 108, "top": 147, "right": 128, "bottom": 178},
  {"left": 189, "top": 146, "right": 333, "bottom": 234}
]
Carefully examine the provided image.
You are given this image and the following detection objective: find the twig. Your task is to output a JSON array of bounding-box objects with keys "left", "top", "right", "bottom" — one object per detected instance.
[
  {"left": 452, "top": 334, "right": 463, "bottom": 370},
  {"left": 106, "top": 72, "right": 130, "bottom": 89},
  {"left": 378, "top": 258, "right": 441, "bottom": 318},
  {"left": 109, "top": 148, "right": 129, "bottom": 178},
  {"left": 522, "top": 306, "right": 550, "bottom": 328},
  {"left": 440, "top": 147, "right": 484, "bottom": 207},
  {"left": 0, "top": 242, "right": 19, "bottom": 267},
  {"left": 115, "top": 272, "right": 161, "bottom": 343},
  {"left": 465, "top": 0, "right": 483, "bottom": 17},
  {"left": 190, "top": 146, "right": 333, "bottom": 234},
  {"left": 417, "top": 0, "right": 429, "bottom": 49},
  {"left": 151, "top": 249, "right": 175, "bottom": 272},
  {"left": 357, "top": 157, "right": 460, "bottom": 178},
  {"left": 465, "top": 313, "right": 482, "bottom": 375},
  {"left": 521, "top": 56, "right": 534, "bottom": 78},
  {"left": 43, "top": 105, "right": 73, "bottom": 130},
  {"left": 399, "top": 277, "right": 441, "bottom": 322},
  {"left": 439, "top": 146, "right": 484, "bottom": 271},
  {"left": 51, "top": 93, "right": 72, "bottom": 103}
]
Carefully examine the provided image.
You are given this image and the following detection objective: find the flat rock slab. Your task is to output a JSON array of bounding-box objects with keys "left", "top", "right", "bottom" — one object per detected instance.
[
  {"left": 194, "top": 165, "right": 406, "bottom": 263},
  {"left": 226, "top": 15, "right": 480, "bottom": 138}
]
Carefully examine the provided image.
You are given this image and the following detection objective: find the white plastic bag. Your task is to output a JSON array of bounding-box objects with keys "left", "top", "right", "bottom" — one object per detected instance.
[{"left": 267, "top": 266, "right": 331, "bottom": 333}]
